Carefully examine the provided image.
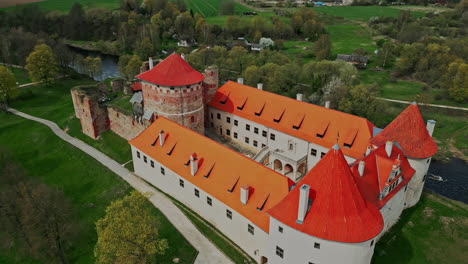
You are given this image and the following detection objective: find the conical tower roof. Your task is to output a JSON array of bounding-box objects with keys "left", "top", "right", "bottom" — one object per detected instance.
[
  {"left": 371, "top": 104, "right": 437, "bottom": 158},
  {"left": 268, "top": 144, "right": 383, "bottom": 243},
  {"left": 136, "top": 53, "right": 204, "bottom": 86}
]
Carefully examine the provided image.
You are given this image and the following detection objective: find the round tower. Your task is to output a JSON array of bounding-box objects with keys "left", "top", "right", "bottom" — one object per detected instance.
[
  {"left": 202, "top": 65, "right": 219, "bottom": 128},
  {"left": 136, "top": 54, "right": 205, "bottom": 134}
]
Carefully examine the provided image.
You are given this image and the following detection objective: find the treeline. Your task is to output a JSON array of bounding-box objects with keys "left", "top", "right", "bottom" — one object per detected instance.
[
  {"left": 0, "top": 151, "right": 79, "bottom": 263},
  {"left": 186, "top": 46, "right": 383, "bottom": 123}
]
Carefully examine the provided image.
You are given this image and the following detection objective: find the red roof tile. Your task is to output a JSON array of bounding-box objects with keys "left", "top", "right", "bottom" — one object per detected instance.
[
  {"left": 131, "top": 82, "right": 142, "bottom": 91},
  {"left": 209, "top": 81, "right": 375, "bottom": 159},
  {"left": 350, "top": 145, "right": 415, "bottom": 208},
  {"left": 136, "top": 54, "right": 204, "bottom": 86},
  {"left": 371, "top": 104, "right": 437, "bottom": 159},
  {"left": 267, "top": 145, "right": 383, "bottom": 243},
  {"left": 129, "top": 117, "right": 294, "bottom": 232}
]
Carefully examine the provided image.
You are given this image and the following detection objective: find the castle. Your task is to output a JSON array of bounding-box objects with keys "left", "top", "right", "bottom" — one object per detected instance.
[{"left": 72, "top": 53, "right": 437, "bottom": 264}]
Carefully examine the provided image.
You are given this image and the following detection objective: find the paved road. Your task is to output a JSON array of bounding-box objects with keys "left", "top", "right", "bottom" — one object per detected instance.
[
  {"left": 6, "top": 107, "right": 233, "bottom": 264},
  {"left": 376, "top": 97, "right": 468, "bottom": 111}
]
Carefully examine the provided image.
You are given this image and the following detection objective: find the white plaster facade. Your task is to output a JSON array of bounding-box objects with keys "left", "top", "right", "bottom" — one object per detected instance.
[
  {"left": 405, "top": 157, "right": 432, "bottom": 208},
  {"left": 379, "top": 184, "right": 408, "bottom": 235},
  {"left": 266, "top": 218, "right": 378, "bottom": 264},
  {"left": 131, "top": 146, "right": 269, "bottom": 263}
]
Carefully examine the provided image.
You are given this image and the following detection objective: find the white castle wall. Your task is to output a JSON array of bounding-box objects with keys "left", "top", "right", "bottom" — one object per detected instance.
[
  {"left": 267, "top": 218, "right": 378, "bottom": 264},
  {"left": 405, "top": 157, "right": 432, "bottom": 208},
  {"left": 131, "top": 146, "right": 269, "bottom": 263},
  {"left": 379, "top": 184, "right": 408, "bottom": 235}
]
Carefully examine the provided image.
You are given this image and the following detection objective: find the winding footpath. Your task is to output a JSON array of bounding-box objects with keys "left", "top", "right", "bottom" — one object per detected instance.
[{"left": 6, "top": 107, "right": 233, "bottom": 264}]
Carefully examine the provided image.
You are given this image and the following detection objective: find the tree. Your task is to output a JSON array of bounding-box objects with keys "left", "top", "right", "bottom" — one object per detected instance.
[
  {"left": 0, "top": 66, "right": 18, "bottom": 106},
  {"left": 94, "top": 191, "right": 168, "bottom": 264},
  {"left": 125, "top": 55, "right": 143, "bottom": 80},
  {"left": 314, "top": 34, "right": 331, "bottom": 60},
  {"left": 220, "top": 0, "right": 235, "bottom": 15},
  {"left": 338, "top": 84, "right": 381, "bottom": 119},
  {"left": 65, "top": 3, "right": 87, "bottom": 39},
  {"left": 376, "top": 42, "right": 395, "bottom": 68},
  {"left": 82, "top": 57, "right": 103, "bottom": 80},
  {"left": 175, "top": 12, "right": 195, "bottom": 41},
  {"left": 137, "top": 37, "right": 154, "bottom": 60},
  {"left": 25, "top": 44, "right": 59, "bottom": 86},
  {"left": 446, "top": 62, "right": 468, "bottom": 102},
  {"left": 244, "top": 65, "right": 262, "bottom": 86}
]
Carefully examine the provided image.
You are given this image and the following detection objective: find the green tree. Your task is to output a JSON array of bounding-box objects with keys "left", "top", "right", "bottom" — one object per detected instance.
[
  {"left": 138, "top": 37, "right": 154, "bottom": 60},
  {"left": 338, "top": 84, "right": 380, "bottom": 119},
  {"left": 82, "top": 57, "right": 103, "bottom": 80},
  {"left": 447, "top": 62, "right": 468, "bottom": 102},
  {"left": 244, "top": 65, "right": 262, "bottom": 86},
  {"left": 125, "top": 55, "right": 143, "bottom": 80},
  {"left": 220, "top": 0, "right": 235, "bottom": 15},
  {"left": 0, "top": 66, "right": 18, "bottom": 106},
  {"left": 314, "top": 34, "right": 331, "bottom": 60},
  {"left": 94, "top": 191, "right": 168, "bottom": 264},
  {"left": 25, "top": 44, "right": 59, "bottom": 86},
  {"left": 376, "top": 42, "right": 395, "bottom": 68},
  {"left": 175, "top": 12, "right": 195, "bottom": 40}
]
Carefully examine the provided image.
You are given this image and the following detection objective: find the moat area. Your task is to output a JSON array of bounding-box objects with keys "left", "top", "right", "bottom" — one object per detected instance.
[{"left": 426, "top": 158, "right": 467, "bottom": 203}]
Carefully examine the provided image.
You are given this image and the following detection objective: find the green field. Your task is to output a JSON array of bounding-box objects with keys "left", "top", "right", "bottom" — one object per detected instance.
[
  {"left": 373, "top": 192, "right": 468, "bottom": 264},
  {"left": 313, "top": 6, "right": 426, "bottom": 22},
  {"left": 0, "top": 110, "right": 197, "bottom": 263},
  {"left": 326, "top": 24, "right": 376, "bottom": 56},
  {"left": 184, "top": 0, "right": 253, "bottom": 17},
  {"left": 7, "top": 66, "right": 31, "bottom": 84}
]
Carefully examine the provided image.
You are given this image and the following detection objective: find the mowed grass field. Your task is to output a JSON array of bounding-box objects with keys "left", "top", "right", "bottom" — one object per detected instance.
[
  {"left": 312, "top": 5, "right": 426, "bottom": 21},
  {"left": 0, "top": 0, "right": 45, "bottom": 8},
  {"left": 184, "top": 0, "right": 253, "bottom": 17},
  {"left": 327, "top": 24, "right": 376, "bottom": 56}
]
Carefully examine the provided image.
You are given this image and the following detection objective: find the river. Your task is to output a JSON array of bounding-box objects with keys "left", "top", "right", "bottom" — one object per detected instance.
[
  {"left": 426, "top": 158, "right": 467, "bottom": 203},
  {"left": 69, "top": 47, "right": 120, "bottom": 81}
]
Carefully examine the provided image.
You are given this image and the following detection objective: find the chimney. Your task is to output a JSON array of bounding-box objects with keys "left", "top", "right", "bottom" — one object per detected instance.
[
  {"left": 365, "top": 145, "right": 372, "bottom": 156},
  {"left": 240, "top": 185, "right": 250, "bottom": 204},
  {"left": 358, "top": 161, "right": 365, "bottom": 177},
  {"left": 296, "top": 93, "right": 303, "bottom": 101},
  {"left": 159, "top": 130, "right": 165, "bottom": 146},
  {"left": 325, "top": 101, "right": 330, "bottom": 109},
  {"left": 297, "top": 184, "right": 310, "bottom": 224},
  {"left": 190, "top": 153, "right": 198, "bottom": 176},
  {"left": 385, "top": 141, "right": 393, "bottom": 158},
  {"left": 257, "top": 83, "right": 263, "bottom": 90},
  {"left": 237, "top": 78, "right": 244, "bottom": 85},
  {"left": 181, "top": 53, "right": 185, "bottom": 60},
  {"left": 149, "top": 57, "right": 154, "bottom": 69},
  {"left": 426, "top": 120, "right": 436, "bottom": 137}
]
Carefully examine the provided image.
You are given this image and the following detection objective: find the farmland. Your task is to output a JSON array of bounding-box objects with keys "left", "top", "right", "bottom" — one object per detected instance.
[
  {"left": 0, "top": 0, "right": 45, "bottom": 8},
  {"left": 1, "top": 0, "right": 119, "bottom": 11},
  {"left": 312, "top": 5, "right": 426, "bottom": 21},
  {"left": 184, "top": 0, "right": 253, "bottom": 17}
]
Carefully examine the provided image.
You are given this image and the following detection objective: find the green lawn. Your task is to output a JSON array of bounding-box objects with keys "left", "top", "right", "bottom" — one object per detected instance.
[
  {"left": 313, "top": 6, "right": 425, "bottom": 22},
  {"left": 8, "top": 66, "right": 31, "bottom": 84},
  {"left": 2, "top": 0, "right": 120, "bottom": 11},
  {"left": 373, "top": 192, "right": 468, "bottom": 264},
  {"left": 326, "top": 24, "right": 376, "bottom": 56},
  {"left": 0, "top": 112, "right": 197, "bottom": 263},
  {"left": 205, "top": 12, "right": 279, "bottom": 26},
  {"left": 184, "top": 0, "right": 253, "bottom": 17}
]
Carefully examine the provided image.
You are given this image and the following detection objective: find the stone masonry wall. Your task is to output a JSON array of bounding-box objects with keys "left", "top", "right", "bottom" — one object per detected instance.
[
  {"left": 108, "top": 107, "right": 147, "bottom": 140},
  {"left": 202, "top": 65, "right": 219, "bottom": 128},
  {"left": 71, "top": 89, "right": 109, "bottom": 139}
]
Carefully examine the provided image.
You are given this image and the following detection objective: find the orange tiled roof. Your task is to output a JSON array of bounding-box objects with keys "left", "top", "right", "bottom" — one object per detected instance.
[
  {"left": 209, "top": 81, "right": 376, "bottom": 159},
  {"left": 129, "top": 117, "right": 294, "bottom": 232},
  {"left": 349, "top": 145, "right": 415, "bottom": 208},
  {"left": 267, "top": 145, "right": 383, "bottom": 243},
  {"left": 371, "top": 104, "right": 437, "bottom": 159}
]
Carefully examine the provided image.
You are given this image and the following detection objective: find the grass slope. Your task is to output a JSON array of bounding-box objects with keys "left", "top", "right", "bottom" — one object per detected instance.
[
  {"left": 0, "top": 112, "right": 197, "bottom": 263},
  {"left": 8, "top": 67, "right": 31, "bottom": 85},
  {"left": 373, "top": 192, "right": 468, "bottom": 264},
  {"left": 326, "top": 24, "right": 376, "bottom": 56}
]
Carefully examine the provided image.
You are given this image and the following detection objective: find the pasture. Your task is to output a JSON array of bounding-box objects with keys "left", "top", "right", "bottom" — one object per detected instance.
[
  {"left": 313, "top": 6, "right": 426, "bottom": 22},
  {"left": 1, "top": 0, "right": 120, "bottom": 11},
  {"left": 0, "top": 0, "right": 45, "bottom": 8},
  {"left": 184, "top": 0, "right": 253, "bottom": 17},
  {"left": 326, "top": 24, "right": 376, "bottom": 56}
]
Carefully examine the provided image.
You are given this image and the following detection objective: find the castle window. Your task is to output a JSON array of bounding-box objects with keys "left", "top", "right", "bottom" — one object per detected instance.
[
  {"left": 289, "top": 143, "right": 294, "bottom": 150},
  {"left": 226, "top": 129, "right": 231, "bottom": 136},
  {"left": 262, "top": 130, "right": 267, "bottom": 137},
  {"left": 248, "top": 224, "right": 254, "bottom": 235},
  {"left": 371, "top": 240, "right": 374, "bottom": 247},
  {"left": 427, "top": 158, "right": 430, "bottom": 164},
  {"left": 211, "top": 113, "right": 213, "bottom": 119},
  {"left": 423, "top": 174, "right": 427, "bottom": 182},
  {"left": 253, "top": 140, "right": 258, "bottom": 147},
  {"left": 194, "top": 188, "right": 200, "bottom": 198},
  {"left": 191, "top": 116, "right": 195, "bottom": 123},
  {"left": 226, "top": 209, "right": 232, "bottom": 219},
  {"left": 161, "top": 167, "right": 165, "bottom": 175},
  {"left": 405, "top": 185, "right": 408, "bottom": 192},
  {"left": 262, "top": 144, "right": 266, "bottom": 148},
  {"left": 144, "top": 156, "right": 147, "bottom": 163},
  {"left": 137, "top": 151, "right": 141, "bottom": 158},
  {"left": 275, "top": 246, "right": 284, "bottom": 258},
  {"left": 321, "top": 152, "right": 326, "bottom": 158},
  {"left": 234, "top": 120, "right": 238, "bottom": 126},
  {"left": 207, "top": 197, "right": 212, "bottom": 206},
  {"left": 116, "top": 113, "right": 119, "bottom": 118},
  {"left": 278, "top": 226, "right": 283, "bottom": 233},
  {"left": 179, "top": 179, "right": 184, "bottom": 188},
  {"left": 246, "top": 124, "right": 250, "bottom": 131},
  {"left": 150, "top": 161, "right": 154, "bottom": 168},
  {"left": 245, "top": 137, "right": 250, "bottom": 144},
  {"left": 254, "top": 127, "right": 259, "bottom": 134},
  {"left": 270, "top": 133, "right": 276, "bottom": 141},
  {"left": 311, "top": 148, "right": 317, "bottom": 156},
  {"left": 314, "top": 242, "right": 320, "bottom": 249},
  {"left": 217, "top": 113, "right": 221, "bottom": 120},
  {"left": 226, "top": 117, "right": 231, "bottom": 123},
  {"left": 234, "top": 132, "right": 238, "bottom": 139},
  {"left": 210, "top": 122, "right": 214, "bottom": 128},
  {"left": 170, "top": 87, "right": 174, "bottom": 90}
]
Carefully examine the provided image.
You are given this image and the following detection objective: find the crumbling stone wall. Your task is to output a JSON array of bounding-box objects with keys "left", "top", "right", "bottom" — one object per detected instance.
[
  {"left": 71, "top": 87, "right": 109, "bottom": 139},
  {"left": 108, "top": 107, "right": 147, "bottom": 140}
]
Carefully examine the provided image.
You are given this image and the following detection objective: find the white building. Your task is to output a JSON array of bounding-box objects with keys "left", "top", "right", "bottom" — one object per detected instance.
[{"left": 128, "top": 55, "right": 438, "bottom": 264}]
